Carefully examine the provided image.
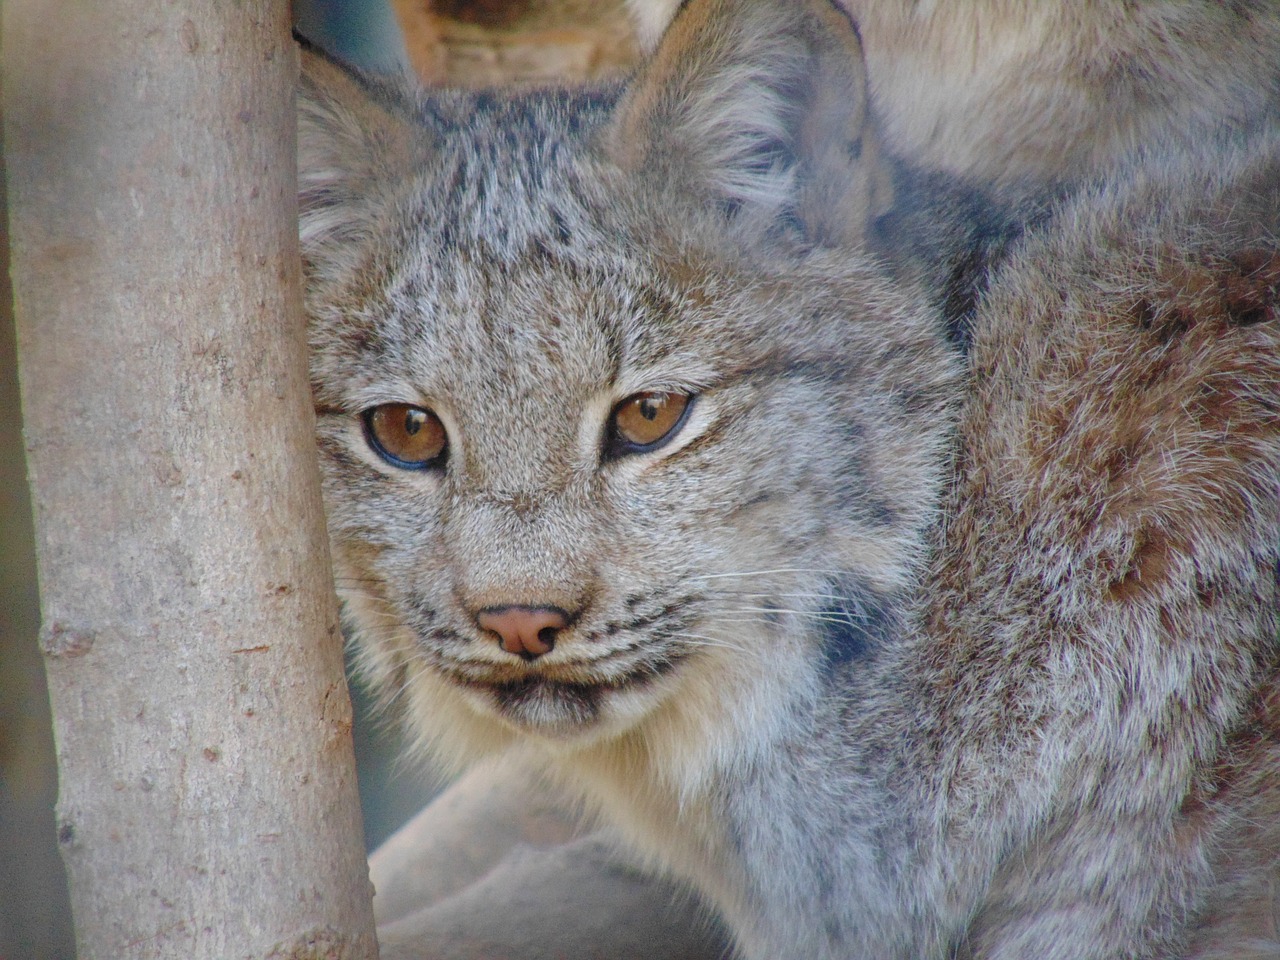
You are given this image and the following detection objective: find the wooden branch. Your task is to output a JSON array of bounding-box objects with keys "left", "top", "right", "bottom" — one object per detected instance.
[
  {"left": 390, "top": 0, "right": 640, "bottom": 87},
  {"left": 3, "top": 2, "right": 378, "bottom": 957}
]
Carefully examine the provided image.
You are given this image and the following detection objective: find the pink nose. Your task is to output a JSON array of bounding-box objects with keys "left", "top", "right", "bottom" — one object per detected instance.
[{"left": 477, "top": 606, "right": 569, "bottom": 659}]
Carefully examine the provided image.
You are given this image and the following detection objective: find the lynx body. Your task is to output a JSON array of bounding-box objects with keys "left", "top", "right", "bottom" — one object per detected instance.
[{"left": 299, "top": 1, "right": 1280, "bottom": 956}]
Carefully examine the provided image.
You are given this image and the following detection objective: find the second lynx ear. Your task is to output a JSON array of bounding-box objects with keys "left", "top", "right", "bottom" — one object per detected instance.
[{"left": 607, "top": 0, "right": 893, "bottom": 252}]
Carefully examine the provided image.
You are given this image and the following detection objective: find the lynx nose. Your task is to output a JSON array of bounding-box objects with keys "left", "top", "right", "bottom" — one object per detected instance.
[{"left": 477, "top": 605, "right": 569, "bottom": 660}]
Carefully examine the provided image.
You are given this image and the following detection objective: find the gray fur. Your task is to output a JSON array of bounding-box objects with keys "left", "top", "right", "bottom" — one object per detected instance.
[{"left": 628, "top": 0, "right": 1280, "bottom": 202}]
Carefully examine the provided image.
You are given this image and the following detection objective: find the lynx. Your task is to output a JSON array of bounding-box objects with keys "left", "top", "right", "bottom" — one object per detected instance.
[
  {"left": 629, "top": 0, "right": 1280, "bottom": 201},
  {"left": 298, "top": 0, "right": 1280, "bottom": 956}
]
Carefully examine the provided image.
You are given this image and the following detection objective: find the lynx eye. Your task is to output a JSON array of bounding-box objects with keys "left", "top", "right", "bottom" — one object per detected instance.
[
  {"left": 362, "top": 404, "right": 448, "bottom": 470},
  {"left": 607, "top": 391, "right": 693, "bottom": 456}
]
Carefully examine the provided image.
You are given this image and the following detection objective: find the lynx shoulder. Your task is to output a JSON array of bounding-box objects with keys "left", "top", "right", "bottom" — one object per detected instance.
[
  {"left": 299, "top": 0, "right": 1280, "bottom": 957},
  {"left": 925, "top": 128, "right": 1280, "bottom": 959}
]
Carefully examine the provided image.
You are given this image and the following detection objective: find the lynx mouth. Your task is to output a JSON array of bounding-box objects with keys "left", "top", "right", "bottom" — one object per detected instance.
[
  {"left": 468, "top": 675, "right": 609, "bottom": 728},
  {"left": 443, "top": 655, "right": 687, "bottom": 731}
]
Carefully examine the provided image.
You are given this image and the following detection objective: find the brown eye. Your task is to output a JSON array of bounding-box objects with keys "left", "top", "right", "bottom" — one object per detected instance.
[
  {"left": 362, "top": 404, "right": 448, "bottom": 470},
  {"left": 607, "top": 391, "right": 693, "bottom": 457}
]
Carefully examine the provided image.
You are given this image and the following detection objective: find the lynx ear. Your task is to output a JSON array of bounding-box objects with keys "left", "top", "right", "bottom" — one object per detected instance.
[
  {"left": 607, "top": 0, "right": 893, "bottom": 252},
  {"left": 296, "top": 45, "right": 434, "bottom": 273}
]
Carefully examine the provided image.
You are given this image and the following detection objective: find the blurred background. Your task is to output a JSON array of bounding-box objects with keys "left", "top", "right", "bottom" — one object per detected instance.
[{"left": 0, "top": 1, "right": 637, "bottom": 956}]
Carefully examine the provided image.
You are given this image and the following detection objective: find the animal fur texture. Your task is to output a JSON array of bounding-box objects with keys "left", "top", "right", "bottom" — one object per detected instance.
[
  {"left": 917, "top": 136, "right": 1280, "bottom": 958},
  {"left": 629, "top": 0, "right": 1280, "bottom": 202},
  {"left": 298, "top": 0, "right": 1280, "bottom": 956}
]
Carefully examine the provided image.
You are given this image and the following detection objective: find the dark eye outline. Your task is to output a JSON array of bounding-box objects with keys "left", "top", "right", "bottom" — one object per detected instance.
[
  {"left": 361, "top": 404, "right": 449, "bottom": 471},
  {"left": 603, "top": 391, "right": 696, "bottom": 460}
]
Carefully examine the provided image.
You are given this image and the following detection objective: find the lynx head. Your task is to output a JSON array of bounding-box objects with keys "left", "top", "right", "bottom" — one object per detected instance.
[{"left": 298, "top": 0, "right": 957, "bottom": 774}]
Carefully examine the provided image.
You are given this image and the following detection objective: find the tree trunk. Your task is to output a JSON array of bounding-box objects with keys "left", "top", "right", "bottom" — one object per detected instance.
[{"left": 3, "top": 3, "right": 379, "bottom": 958}]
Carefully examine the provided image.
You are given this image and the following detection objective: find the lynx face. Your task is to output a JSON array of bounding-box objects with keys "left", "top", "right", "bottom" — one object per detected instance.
[
  {"left": 311, "top": 223, "right": 954, "bottom": 748},
  {"left": 299, "top": 0, "right": 957, "bottom": 760}
]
